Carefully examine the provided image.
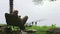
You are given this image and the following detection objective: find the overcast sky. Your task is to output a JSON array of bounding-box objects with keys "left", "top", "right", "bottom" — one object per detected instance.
[{"left": 0, "top": 0, "right": 60, "bottom": 26}]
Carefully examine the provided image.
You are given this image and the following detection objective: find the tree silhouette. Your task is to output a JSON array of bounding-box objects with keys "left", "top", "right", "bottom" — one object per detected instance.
[
  {"left": 33, "top": 0, "right": 57, "bottom": 5},
  {"left": 35, "top": 22, "right": 37, "bottom": 26}
]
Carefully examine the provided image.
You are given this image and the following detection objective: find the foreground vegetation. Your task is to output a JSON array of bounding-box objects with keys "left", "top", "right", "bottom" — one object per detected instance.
[{"left": 0, "top": 24, "right": 60, "bottom": 34}]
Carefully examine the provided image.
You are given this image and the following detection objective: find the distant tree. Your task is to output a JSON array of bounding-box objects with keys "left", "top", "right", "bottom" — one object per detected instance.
[
  {"left": 52, "top": 24, "right": 56, "bottom": 28},
  {"left": 33, "top": 0, "right": 57, "bottom": 5},
  {"left": 32, "top": 22, "right": 34, "bottom": 25},
  {"left": 35, "top": 22, "right": 37, "bottom": 26}
]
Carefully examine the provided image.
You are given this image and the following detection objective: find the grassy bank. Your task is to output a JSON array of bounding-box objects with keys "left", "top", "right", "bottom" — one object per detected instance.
[
  {"left": 0, "top": 24, "right": 59, "bottom": 34},
  {"left": 26, "top": 25, "right": 57, "bottom": 34}
]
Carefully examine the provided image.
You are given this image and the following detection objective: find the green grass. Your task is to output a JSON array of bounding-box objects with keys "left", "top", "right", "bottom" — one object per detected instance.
[
  {"left": 0, "top": 24, "right": 59, "bottom": 34},
  {"left": 0, "top": 24, "right": 6, "bottom": 26},
  {"left": 25, "top": 25, "right": 57, "bottom": 34}
]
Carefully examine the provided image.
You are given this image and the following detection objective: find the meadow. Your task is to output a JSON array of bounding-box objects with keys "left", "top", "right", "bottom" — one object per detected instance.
[
  {"left": 0, "top": 24, "right": 59, "bottom": 34},
  {"left": 25, "top": 24, "right": 57, "bottom": 34}
]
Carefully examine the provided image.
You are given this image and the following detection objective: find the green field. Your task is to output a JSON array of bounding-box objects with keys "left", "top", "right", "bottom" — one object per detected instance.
[
  {"left": 0, "top": 24, "right": 60, "bottom": 34},
  {"left": 25, "top": 25, "right": 57, "bottom": 34},
  {"left": 13, "top": 24, "right": 58, "bottom": 34}
]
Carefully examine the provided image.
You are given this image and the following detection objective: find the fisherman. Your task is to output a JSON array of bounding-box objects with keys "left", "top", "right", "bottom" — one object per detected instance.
[
  {"left": 5, "top": 10, "right": 28, "bottom": 34},
  {"left": 12, "top": 10, "right": 28, "bottom": 30}
]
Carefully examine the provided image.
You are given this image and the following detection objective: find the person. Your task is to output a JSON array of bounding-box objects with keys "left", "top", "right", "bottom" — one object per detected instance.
[
  {"left": 12, "top": 10, "right": 18, "bottom": 16},
  {"left": 5, "top": 10, "right": 28, "bottom": 31},
  {"left": 20, "top": 16, "right": 28, "bottom": 30},
  {"left": 12, "top": 10, "right": 28, "bottom": 30}
]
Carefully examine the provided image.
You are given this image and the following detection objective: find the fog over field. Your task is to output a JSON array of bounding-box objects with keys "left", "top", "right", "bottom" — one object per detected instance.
[{"left": 0, "top": 0, "right": 60, "bottom": 26}]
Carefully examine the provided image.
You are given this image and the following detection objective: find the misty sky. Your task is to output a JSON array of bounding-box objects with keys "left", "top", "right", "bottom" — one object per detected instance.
[{"left": 0, "top": 0, "right": 60, "bottom": 26}]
